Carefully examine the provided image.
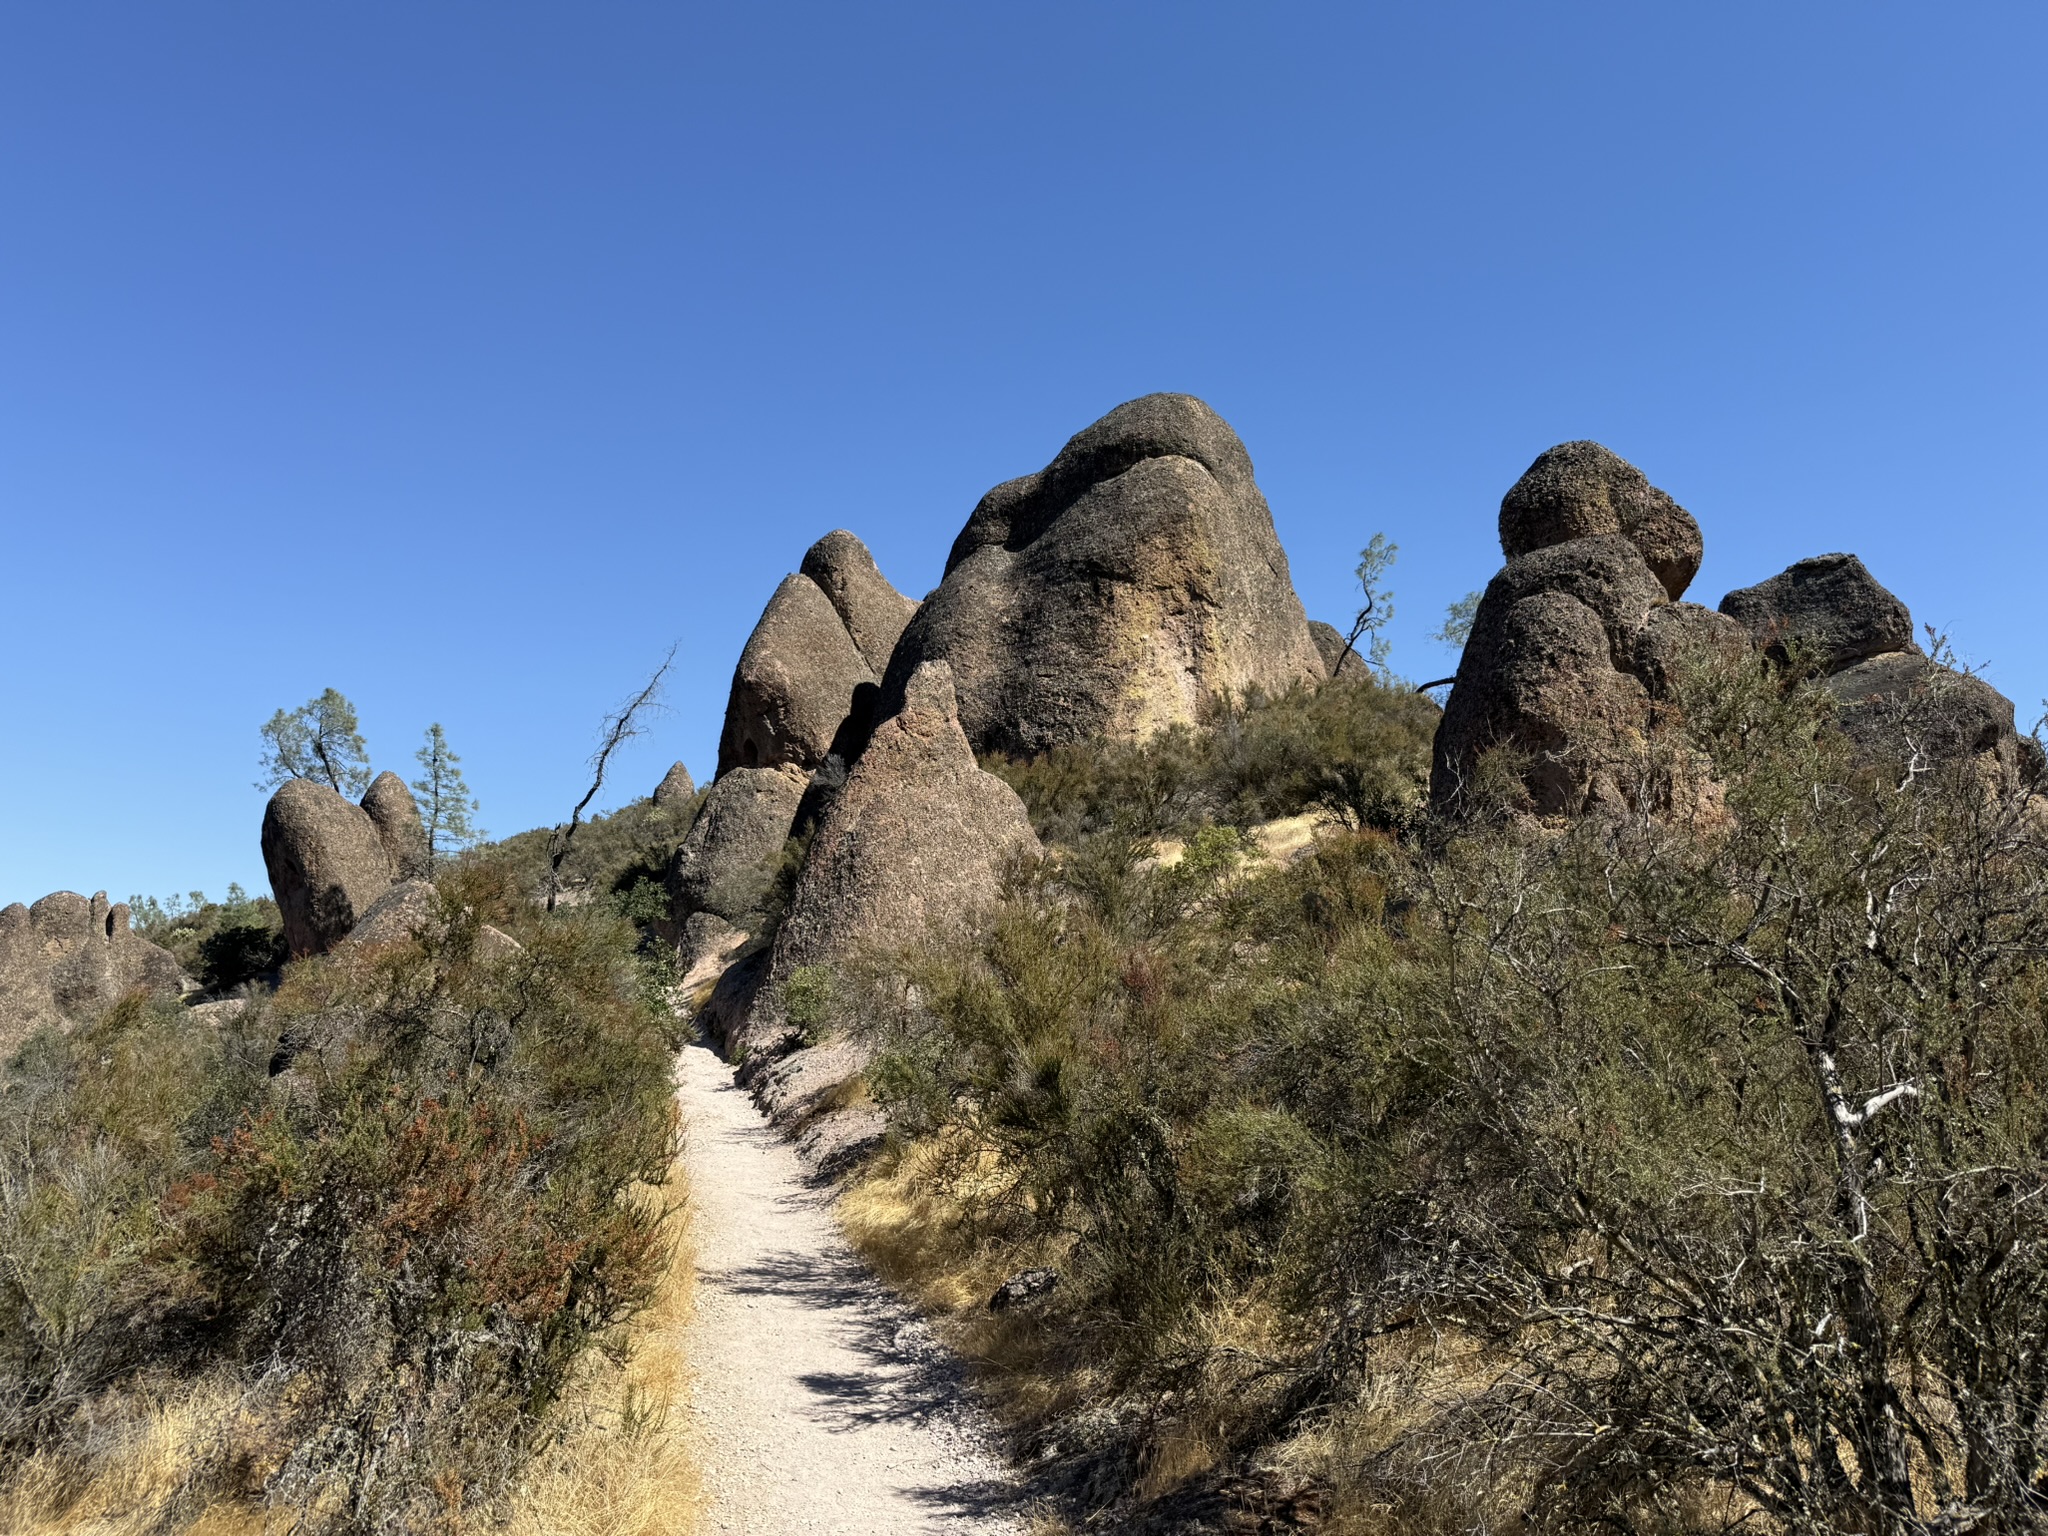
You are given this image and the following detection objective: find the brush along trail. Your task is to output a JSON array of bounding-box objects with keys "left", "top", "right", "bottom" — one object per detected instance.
[{"left": 676, "top": 1035, "right": 1025, "bottom": 1534}]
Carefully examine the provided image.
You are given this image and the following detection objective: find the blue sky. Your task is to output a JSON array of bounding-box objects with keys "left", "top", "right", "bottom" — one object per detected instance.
[{"left": 4, "top": 3, "right": 2044, "bottom": 904}]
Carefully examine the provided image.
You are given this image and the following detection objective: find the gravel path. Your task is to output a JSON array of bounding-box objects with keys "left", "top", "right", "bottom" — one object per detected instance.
[{"left": 677, "top": 1036, "right": 1026, "bottom": 1535}]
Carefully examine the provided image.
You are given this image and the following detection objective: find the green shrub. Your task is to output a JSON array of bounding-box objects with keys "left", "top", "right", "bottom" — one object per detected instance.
[
  {"left": 129, "top": 883, "right": 286, "bottom": 991},
  {"left": 867, "top": 646, "right": 2048, "bottom": 1532},
  {"left": 0, "top": 867, "right": 679, "bottom": 1533}
]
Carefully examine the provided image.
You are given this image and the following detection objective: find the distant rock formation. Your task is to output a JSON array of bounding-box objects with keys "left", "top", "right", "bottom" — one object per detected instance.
[
  {"left": 1432, "top": 444, "right": 1733, "bottom": 818},
  {"left": 881, "top": 394, "right": 1325, "bottom": 757},
  {"left": 715, "top": 531, "right": 916, "bottom": 779},
  {"left": 1722, "top": 554, "right": 2036, "bottom": 783},
  {"left": 260, "top": 778, "right": 398, "bottom": 957},
  {"left": 666, "top": 762, "right": 810, "bottom": 952},
  {"left": 733, "top": 661, "right": 1040, "bottom": 1064},
  {"left": 652, "top": 760, "right": 698, "bottom": 809},
  {"left": 1308, "top": 619, "right": 1370, "bottom": 681},
  {"left": 361, "top": 771, "right": 429, "bottom": 880},
  {"left": 0, "top": 890, "right": 183, "bottom": 1046}
]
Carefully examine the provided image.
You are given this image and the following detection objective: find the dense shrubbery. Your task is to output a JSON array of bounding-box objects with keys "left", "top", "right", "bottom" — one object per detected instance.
[
  {"left": 480, "top": 792, "right": 700, "bottom": 915},
  {"left": 862, "top": 649, "right": 2048, "bottom": 1532},
  {"left": 0, "top": 866, "right": 679, "bottom": 1533},
  {"left": 984, "top": 672, "right": 1441, "bottom": 844},
  {"left": 129, "top": 884, "right": 289, "bottom": 992}
]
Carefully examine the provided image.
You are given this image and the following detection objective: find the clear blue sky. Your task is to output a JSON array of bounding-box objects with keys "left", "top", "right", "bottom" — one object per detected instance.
[{"left": 4, "top": 3, "right": 2044, "bottom": 905}]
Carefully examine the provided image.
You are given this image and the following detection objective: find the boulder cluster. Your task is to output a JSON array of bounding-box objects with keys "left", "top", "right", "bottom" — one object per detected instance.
[
  {"left": 260, "top": 770, "right": 432, "bottom": 957},
  {"left": 1434, "top": 442, "right": 2033, "bottom": 817},
  {"left": 0, "top": 890, "right": 182, "bottom": 1051}
]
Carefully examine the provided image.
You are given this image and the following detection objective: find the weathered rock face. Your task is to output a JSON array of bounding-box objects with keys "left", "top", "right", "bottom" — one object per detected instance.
[
  {"left": 261, "top": 778, "right": 396, "bottom": 957},
  {"left": 714, "top": 531, "right": 917, "bottom": 780},
  {"left": 666, "top": 762, "right": 810, "bottom": 933},
  {"left": 880, "top": 394, "right": 1325, "bottom": 758},
  {"left": 361, "top": 771, "right": 429, "bottom": 880},
  {"left": 1308, "top": 620, "right": 1369, "bottom": 681},
  {"left": 652, "top": 760, "right": 698, "bottom": 809},
  {"left": 1433, "top": 448, "right": 1749, "bottom": 819},
  {"left": 799, "top": 530, "right": 919, "bottom": 674},
  {"left": 1499, "top": 440, "right": 1704, "bottom": 602},
  {"left": 1719, "top": 553, "right": 1917, "bottom": 674},
  {"left": 745, "top": 662, "right": 1040, "bottom": 1060},
  {"left": 0, "top": 890, "right": 183, "bottom": 1046}
]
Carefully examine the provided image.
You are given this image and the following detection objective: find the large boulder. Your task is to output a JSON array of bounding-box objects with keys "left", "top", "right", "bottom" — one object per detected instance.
[
  {"left": 666, "top": 762, "right": 810, "bottom": 933},
  {"left": 361, "top": 771, "right": 429, "bottom": 880},
  {"left": 1718, "top": 553, "right": 1916, "bottom": 674},
  {"left": 715, "top": 531, "right": 917, "bottom": 780},
  {"left": 800, "top": 529, "right": 919, "bottom": 674},
  {"left": 0, "top": 891, "right": 183, "bottom": 1048},
  {"left": 738, "top": 662, "right": 1040, "bottom": 1063},
  {"left": 880, "top": 394, "right": 1325, "bottom": 758},
  {"left": 1498, "top": 440, "right": 1703, "bottom": 602},
  {"left": 261, "top": 778, "right": 396, "bottom": 957}
]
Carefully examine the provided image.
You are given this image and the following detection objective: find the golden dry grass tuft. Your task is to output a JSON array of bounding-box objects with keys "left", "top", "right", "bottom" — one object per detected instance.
[{"left": 506, "top": 1166, "right": 700, "bottom": 1536}]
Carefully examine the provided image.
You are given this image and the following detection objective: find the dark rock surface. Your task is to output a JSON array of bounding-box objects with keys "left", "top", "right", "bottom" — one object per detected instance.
[
  {"left": 0, "top": 890, "right": 183, "bottom": 1046},
  {"left": 989, "top": 1268, "right": 1061, "bottom": 1313},
  {"left": 361, "top": 770, "right": 430, "bottom": 880},
  {"left": 1719, "top": 553, "right": 1917, "bottom": 674},
  {"left": 1498, "top": 440, "right": 1704, "bottom": 601},
  {"left": 880, "top": 394, "right": 1325, "bottom": 757},
  {"left": 261, "top": 778, "right": 396, "bottom": 957}
]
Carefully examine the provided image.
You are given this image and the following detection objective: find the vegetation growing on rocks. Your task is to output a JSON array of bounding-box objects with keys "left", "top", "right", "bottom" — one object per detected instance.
[{"left": 852, "top": 638, "right": 2048, "bottom": 1533}]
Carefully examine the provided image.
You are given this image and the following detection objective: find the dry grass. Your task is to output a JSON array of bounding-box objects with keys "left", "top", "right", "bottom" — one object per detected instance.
[
  {"left": 506, "top": 1165, "right": 700, "bottom": 1536},
  {"left": 0, "top": 1371, "right": 274, "bottom": 1536}
]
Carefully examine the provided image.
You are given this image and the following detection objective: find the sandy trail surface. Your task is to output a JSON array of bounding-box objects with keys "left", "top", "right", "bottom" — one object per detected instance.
[{"left": 677, "top": 1036, "right": 1025, "bottom": 1535}]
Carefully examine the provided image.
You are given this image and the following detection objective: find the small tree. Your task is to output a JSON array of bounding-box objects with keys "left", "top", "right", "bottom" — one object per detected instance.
[
  {"left": 548, "top": 649, "right": 675, "bottom": 911},
  {"left": 412, "top": 723, "right": 482, "bottom": 869},
  {"left": 258, "top": 688, "right": 372, "bottom": 797},
  {"left": 1432, "top": 589, "right": 1481, "bottom": 650},
  {"left": 1341, "top": 534, "right": 1397, "bottom": 674}
]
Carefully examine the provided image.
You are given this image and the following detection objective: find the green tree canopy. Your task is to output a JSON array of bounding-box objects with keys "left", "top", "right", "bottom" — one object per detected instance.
[
  {"left": 257, "top": 688, "right": 371, "bottom": 797},
  {"left": 412, "top": 723, "right": 482, "bottom": 868}
]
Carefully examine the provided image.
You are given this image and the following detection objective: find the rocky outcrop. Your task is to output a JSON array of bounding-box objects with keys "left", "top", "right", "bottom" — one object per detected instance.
[
  {"left": 1722, "top": 555, "right": 2034, "bottom": 783},
  {"left": 361, "top": 771, "right": 429, "bottom": 880},
  {"left": 1433, "top": 442, "right": 1734, "bottom": 817},
  {"left": 880, "top": 394, "right": 1325, "bottom": 757},
  {"left": 336, "top": 877, "right": 438, "bottom": 951},
  {"left": 799, "top": 530, "right": 918, "bottom": 674},
  {"left": 1498, "top": 440, "right": 1703, "bottom": 602},
  {"left": 0, "top": 890, "right": 183, "bottom": 1046},
  {"left": 652, "top": 760, "right": 698, "bottom": 809},
  {"left": 1308, "top": 620, "right": 1369, "bottom": 681},
  {"left": 261, "top": 778, "right": 397, "bottom": 957},
  {"left": 667, "top": 763, "right": 809, "bottom": 938},
  {"left": 735, "top": 662, "right": 1040, "bottom": 1063},
  {"left": 1719, "top": 554, "right": 1916, "bottom": 675},
  {"left": 715, "top": 532, "right": 916, "bottom": 779}
]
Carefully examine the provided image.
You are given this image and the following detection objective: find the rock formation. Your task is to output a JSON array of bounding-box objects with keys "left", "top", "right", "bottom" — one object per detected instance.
[
  {"left": 1722, "top": 554, "right": 2036, "bottom": 783},
  {"left": 735, "top": 661, "right": 1041, "bottom": 1061},
  {"left": 0, "top": 890, "right": 183, "bottom": 1046},
  {"left": 361, "top": 770, "right": 429, "bottom": 880},
  {"left": 1308, "top": 619, "right": 1370, "bottom": 681},
  {"left": 1436, "top": 446, "right": 2037, "bottom": 819},
  {"left": 1432, "top": 444, "right": 1734, "bottom": 818},
  {"left": 715, "top": 531, "right": 916, "bottom": 779},
  {"left": 665, "top": 762, "right": 810, "bottom": 948},
  {"left": 261, "top": 778, "right": 398, "bottom": 957},
  {"left": 880, "top": 394, "right": 1325, "bottom": 757},
  {"left": 652, "top": 760, "right": 698, "bottom": 809}
]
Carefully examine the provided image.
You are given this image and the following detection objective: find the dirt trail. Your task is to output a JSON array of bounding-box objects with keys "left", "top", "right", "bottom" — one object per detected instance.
[{"left": 676, "top": 1036, "right": 1025, "bottom": 1535}]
